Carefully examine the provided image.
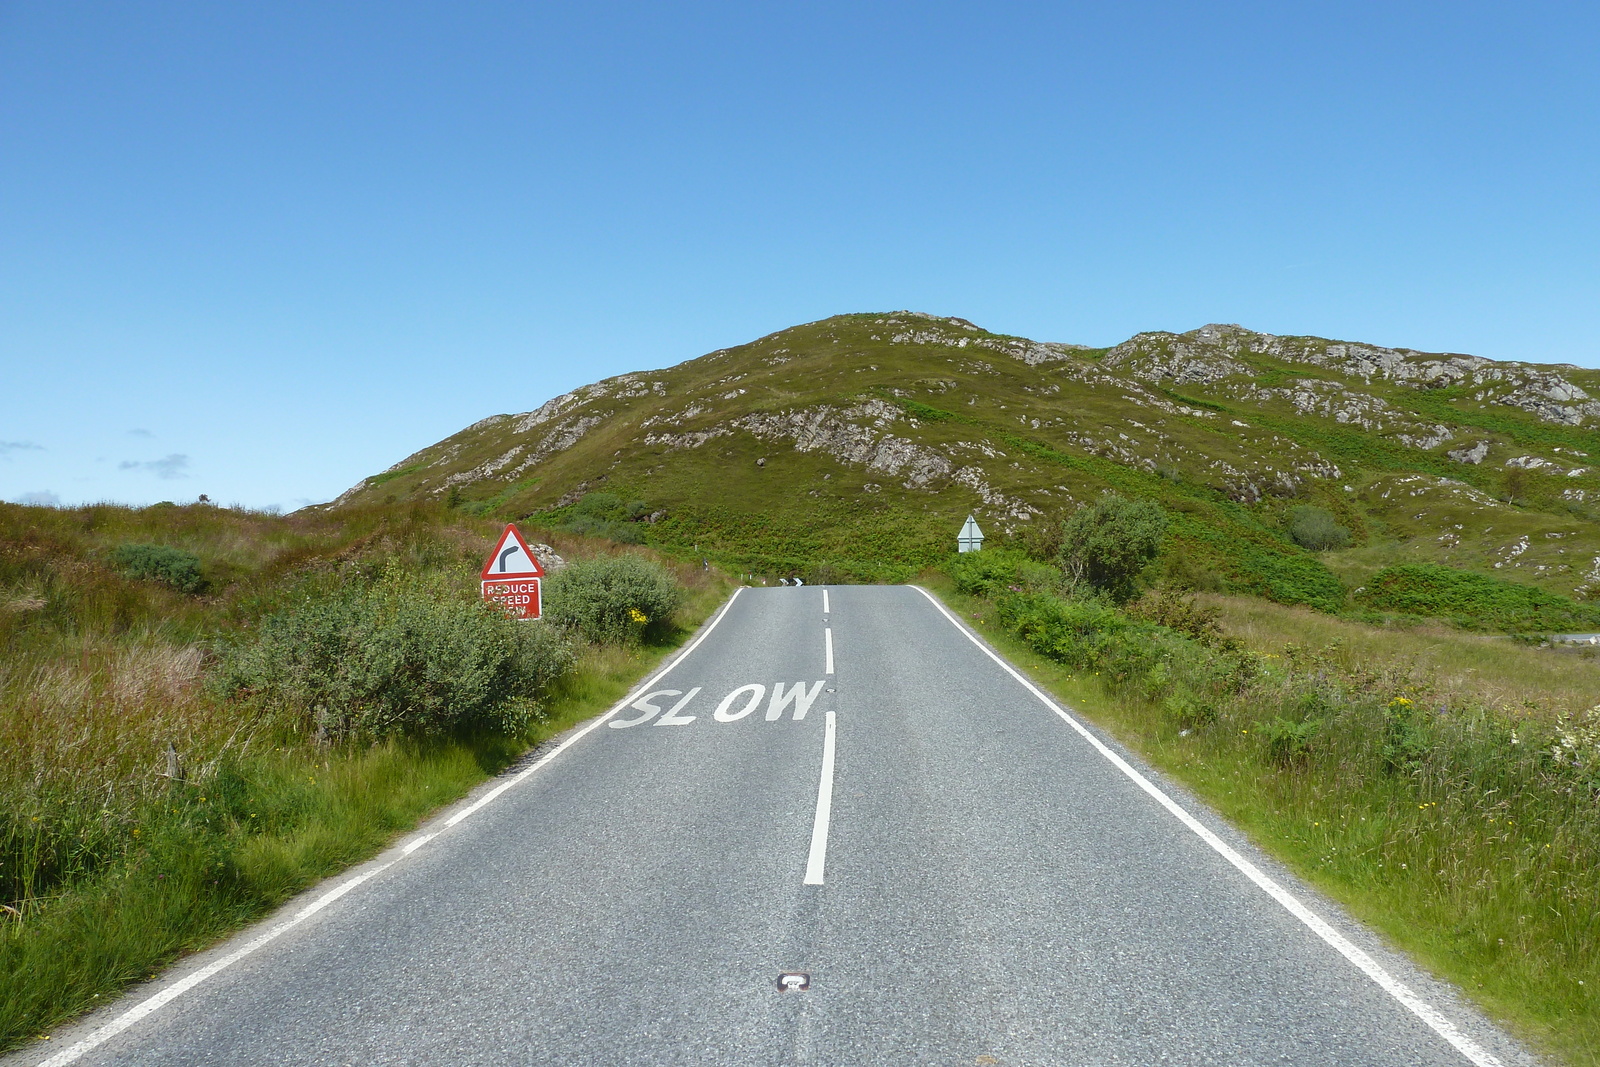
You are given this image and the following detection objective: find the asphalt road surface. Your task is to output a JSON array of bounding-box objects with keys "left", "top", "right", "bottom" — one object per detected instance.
[{"left": 30, "top": 586, "right": 1532, "bottom": 1066}]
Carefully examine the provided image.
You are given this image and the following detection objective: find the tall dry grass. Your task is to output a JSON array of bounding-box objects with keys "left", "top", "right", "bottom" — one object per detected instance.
[
  {"left": 1197, "top": 592, "right": 1600, "bottom": 717},
  {"left": 0, "top": 635, "right": 268, "bottom": 912},
  {"left": 0, "top": 498, "right": 731, "bottom": 1050}
]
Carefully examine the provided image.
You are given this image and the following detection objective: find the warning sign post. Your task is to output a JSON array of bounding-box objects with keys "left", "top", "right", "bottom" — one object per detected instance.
[{"left": 480, "top": 523, "right": 545, "bottom": 620}]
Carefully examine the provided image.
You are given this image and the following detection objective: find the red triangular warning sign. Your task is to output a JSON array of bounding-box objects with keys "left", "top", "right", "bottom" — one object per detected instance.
[{"left": 480, "top": 523, "right": 546, "bottom": 580}]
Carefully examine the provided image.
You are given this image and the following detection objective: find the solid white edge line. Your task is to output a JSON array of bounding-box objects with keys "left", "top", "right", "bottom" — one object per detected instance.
[
  {"left": 824, "top": 627, "right": 834, "bottom": 675},
  {"left": 802, "top": 710, "right": 838, "bottom": 885},
  {"left": 35, "top": 586, "right": 748, "bottom": 1067},
  {"left": 911, "top": 586, "right": 1504, "bottom": 1067},
  {"left": 36, "top": 861, "right": 396, "bottom": 1067}
]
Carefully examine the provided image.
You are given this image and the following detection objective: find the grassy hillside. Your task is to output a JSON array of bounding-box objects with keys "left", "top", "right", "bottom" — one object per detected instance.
[{"left": 331, "top": 313, "right": 1600, "bottom": 617}]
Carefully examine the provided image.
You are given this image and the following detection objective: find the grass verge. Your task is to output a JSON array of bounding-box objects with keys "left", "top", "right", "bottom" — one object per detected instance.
[
  {"left": 924, "top": 572, "right": 1598, "bottom": 1067},
  {"left": 1, "top": 531, "right": 730, "bottom": 1053}
]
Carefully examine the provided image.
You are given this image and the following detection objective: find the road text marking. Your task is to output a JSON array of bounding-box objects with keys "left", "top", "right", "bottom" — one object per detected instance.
[
  {"left": 803, "top": 710, "right": 838, "bottom": 886},
  {"left": 913, "top": 586, "right": 1503, "bottom": 1067},
  {"left": 769, "top": 680, "right": 824, "bottom": 721},
  {"left": 714, "top": 684, "right": 765, "bottom": 722},
  {"left": 610, "top": 682, "right": 825, "bottom": 727},
  {"left": 36, "top": 589, "right": 748, "bottom": 1067}
]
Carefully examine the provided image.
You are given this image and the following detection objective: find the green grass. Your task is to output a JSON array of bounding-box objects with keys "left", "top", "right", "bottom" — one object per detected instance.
[
  {"left": 1357, "top": 563, "right": 1600, "bottom": 632},
  {"left": 0, "top": 499, "right": 731, "bottom": 1052},
  {"left": 323, "top": 312, "right": 1600, "bottom": 615},
  {"left": 1406, "top": 386, "right": 1600, "bottom": 456},
  {"left": 926, "top": 572, "right": 1600, "bottom": 1065},
  {"left": 366, "top": 465, "right": 422, "bottom": 487},
  {"left": 1198, "top": 593, "right": 1600, "bottom": 717}
]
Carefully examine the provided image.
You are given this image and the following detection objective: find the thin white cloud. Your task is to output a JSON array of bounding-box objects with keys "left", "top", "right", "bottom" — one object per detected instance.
[
  {"left": 0, "top": 440, "right": 44, "bottom": 457},
  {"left": 127, "top": 428, "right": 155, "bottom": 438},
  {"left": 14, "top": 490, "right": 61, "bottom": 506},
  {"left": 118, "top": 453, "right": 190, "bottom": 480}
]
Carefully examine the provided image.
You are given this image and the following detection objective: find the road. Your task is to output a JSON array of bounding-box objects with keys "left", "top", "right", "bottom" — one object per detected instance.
[{"left": 30, "top": 585, "right": 1530, "bottom": 1066}]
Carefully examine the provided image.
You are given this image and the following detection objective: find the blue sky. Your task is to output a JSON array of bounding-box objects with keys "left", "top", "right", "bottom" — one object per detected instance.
[{"left": 3, "top": 1, "right": 1597, "bottom": 510}]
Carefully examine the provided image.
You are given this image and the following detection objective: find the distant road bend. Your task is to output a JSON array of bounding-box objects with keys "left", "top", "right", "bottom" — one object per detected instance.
[{"left": 32, "top": 586, "right": 1527, "bottom": 1066}]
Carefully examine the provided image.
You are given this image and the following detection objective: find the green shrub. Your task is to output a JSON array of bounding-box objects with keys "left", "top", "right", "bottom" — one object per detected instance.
[
  {"left": 1127, "top": 590, "right": 1232, "bottom": 648},
  {"left": 1248, "top": 552, "right": 1347, "bottom": 613},
  {"left": 949, "top": 548, "right": 1058, "bottom": 598},
  {"left": 551, "top": 492, "right": 653, "bottom": 544},
  {"left": 1357, "top": 563, "right": 1600, "bottom": 632},
  {"left": 1058, "top": 493, "right": 1168, "bottom": 604},
  {"left": 542, "top": 555, "right": 685, "bottom": 645},
  {"left": 1286, "top": 506, "right": 1351, "bottom": 551},
  {"left": 1164, "top": 691, "right": 1218, "bottom": 731},
  {"left": 1257, "top": 715, "right": 1322, "bottom": 766},
  {"left": 996, "top": 592, "right": 1154, "bottom": 676},
  {"left": 1382, "top": 696, "right": 1430, "bottom": 774},
  {"left": 215, "top": 567, "right": 573, "bottom": 740},
  {"left": 110, "top": 543, "right": 206, "bottom": 594}
]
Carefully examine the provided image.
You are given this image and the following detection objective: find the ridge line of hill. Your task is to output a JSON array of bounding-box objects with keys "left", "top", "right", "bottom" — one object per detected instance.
[{"left": 327, "top": 312, "right": 1600, "bottom": 605}]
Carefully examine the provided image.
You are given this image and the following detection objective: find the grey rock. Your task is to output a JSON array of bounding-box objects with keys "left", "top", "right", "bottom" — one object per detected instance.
[{"left": 528, "top": 543, "right": 567, "bottom": 571}]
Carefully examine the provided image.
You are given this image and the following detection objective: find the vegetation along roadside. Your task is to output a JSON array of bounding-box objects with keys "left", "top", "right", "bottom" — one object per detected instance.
[
  {"left": 0, "top": 500, "right": 729, "bottom": 1053},
  {"left": 932, "top": 517, "right": 1599, "bottom": 1066}
]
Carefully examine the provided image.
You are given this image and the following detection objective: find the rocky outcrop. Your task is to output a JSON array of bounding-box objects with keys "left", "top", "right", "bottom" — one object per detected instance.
[
  {"left": 1234, "top": 379, "right": 1394, "bottom": 431},
  {"left": 732, "top": 402, "right": 955, "bottom": 488},
  {"left": 1496, "top": 376, "right": 1600, "bottom": 426},
  {"left": 870, "top": 313, "right": 1086, "bottom": 365},
  {"left": 529, "top": 543, "right": 567, "bottom": 571},
  {"left": 1164, "top": 324, "right": 1600, "bottom": 427},
  {"left": 1101, "top": 333, "right": 1251, "bottom": 384}
]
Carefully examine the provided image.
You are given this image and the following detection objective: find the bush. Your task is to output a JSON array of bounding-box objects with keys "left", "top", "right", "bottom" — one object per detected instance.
[
  {"left": 1383, "top": 696, "right": 1430, "bottom": 774},
  {"left": 1127, "top": 590, "right": 1233, "bottom": 649},
  {"left": 949, "top": 548, "right": 1058, "bottom": 598},
  {"left": 1357, "top": 563, "right": 1600, "bottom": 632},
  {"left": 553, "top": 492, "right": 652, "bottom": 544},
  {"left": 1058, "top": 493, "right": 1168, "bottom": 605},
  {"left": 542, "top": 555, "right": 685, "bottom": 645},
  {"left": 1164, "top": 692, "right": 1218, "bottom": 731},
  {"left": 1244, "top": 551, "right": 1348, "bottom": 613},
  {"left": 110, "top": 543, "right": 206, "bottom": 594},
  {"left": 996, "top": 592, "right": 1155, "bottom": 677},
  {"left": 1258, "top": 716, "right": 1322, "bottom": 766},
  {"left": 215, "top": 567, "right": 573, "bottom": 740},
  {"left": 1286, "top": 506, "right": 1351, "bottom": 551}
]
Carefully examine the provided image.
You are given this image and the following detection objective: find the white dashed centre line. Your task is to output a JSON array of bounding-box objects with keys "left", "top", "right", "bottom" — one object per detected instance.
[
  {"left": 822, "top": 589, "right": 830, "bottom": 614},
  {"left": 802, "top": 710, "right": 838, "bottom": 886},
  {"left": 824, "top": 627, "right": 834, "bottom": 675}
]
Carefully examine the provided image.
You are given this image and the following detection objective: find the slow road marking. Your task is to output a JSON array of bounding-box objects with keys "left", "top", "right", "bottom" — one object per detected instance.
[
  {"left": 607, "top": 681, "right": 825, "bottom": 727},
  {"left": 35, "top": 588, "right": 748, "bottom": 1067}
]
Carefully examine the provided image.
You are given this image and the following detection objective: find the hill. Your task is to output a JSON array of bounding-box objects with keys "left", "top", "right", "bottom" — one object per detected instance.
[{"left": 330, "top": 313, "right": 1600, "bottom": 607}]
